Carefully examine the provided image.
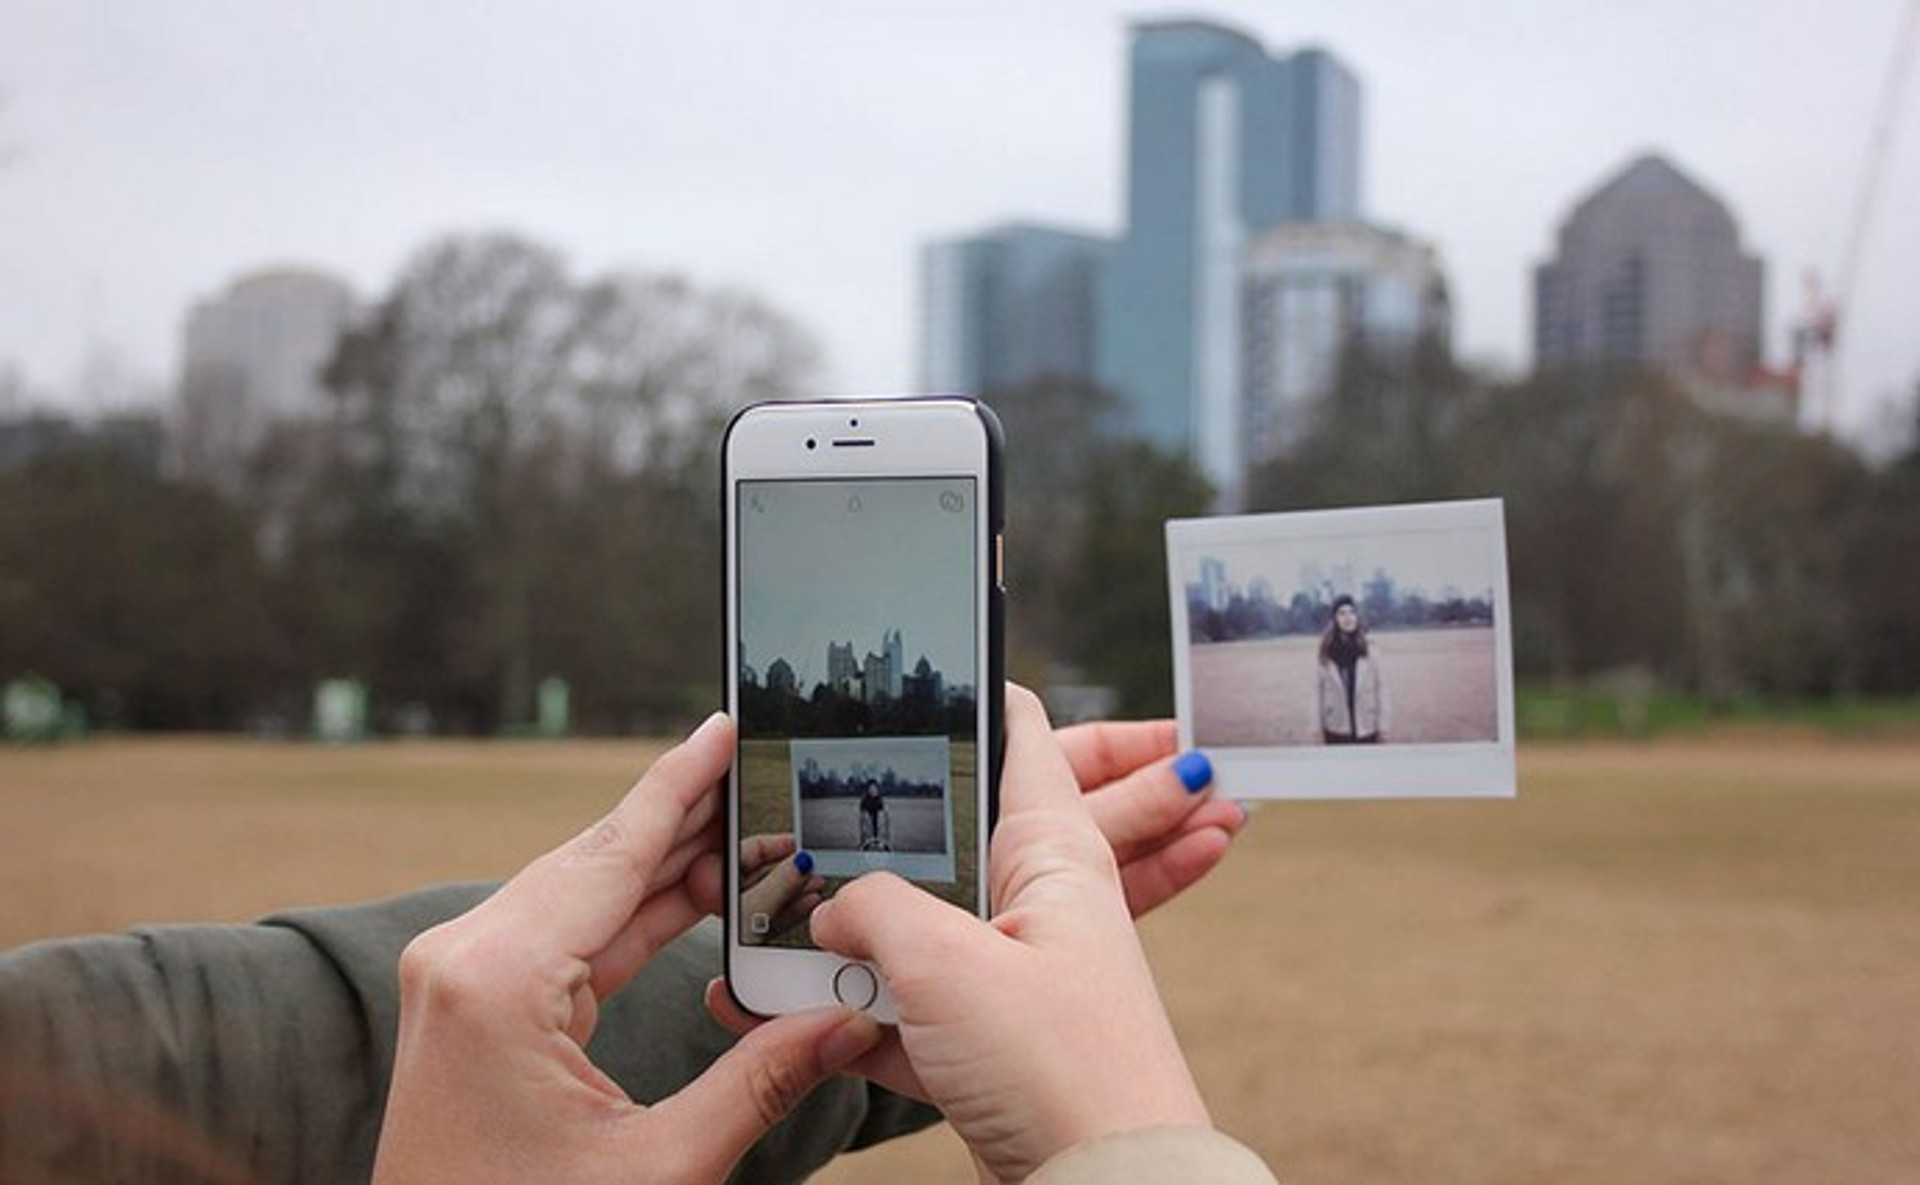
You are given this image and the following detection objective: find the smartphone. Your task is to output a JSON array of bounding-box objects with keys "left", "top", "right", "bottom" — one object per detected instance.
[{"left": 722, "top": 397, "right": 1004, "bottom": 1019}]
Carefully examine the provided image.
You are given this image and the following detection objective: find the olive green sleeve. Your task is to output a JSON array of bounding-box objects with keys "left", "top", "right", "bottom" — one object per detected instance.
[{"left": 0, "top": 883, "right": 938, "bottom": 1183}]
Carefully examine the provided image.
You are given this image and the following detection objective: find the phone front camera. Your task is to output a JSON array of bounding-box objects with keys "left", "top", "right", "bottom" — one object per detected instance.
[
  {"left": 849, "top": 418, "right": 860, "bottom": 428},
  {"left": 805, "top": 438, "right": 817, "bottom": 450}
]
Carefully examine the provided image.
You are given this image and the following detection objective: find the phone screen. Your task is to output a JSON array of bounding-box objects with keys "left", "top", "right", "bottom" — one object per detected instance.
[{"left": 735, "top": 475, "right": 983, "bottom": 951}]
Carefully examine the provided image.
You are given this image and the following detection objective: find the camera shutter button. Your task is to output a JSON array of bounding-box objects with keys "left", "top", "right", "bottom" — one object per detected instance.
[{"left": 831, "top": 963, "right": 880, "bottom": 1010}]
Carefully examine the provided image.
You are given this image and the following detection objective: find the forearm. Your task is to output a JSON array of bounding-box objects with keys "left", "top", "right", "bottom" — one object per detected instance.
[{"left": 0, "top": 886, "right": 936, "bottom": 1183}]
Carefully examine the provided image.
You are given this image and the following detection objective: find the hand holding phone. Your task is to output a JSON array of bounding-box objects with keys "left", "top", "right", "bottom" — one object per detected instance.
[
  {"left": 718, "top": 687, "right": 1215, "bottom": 1183},
  {"left": 373, "top": 714, "right": 886, "bottom": 1185}
]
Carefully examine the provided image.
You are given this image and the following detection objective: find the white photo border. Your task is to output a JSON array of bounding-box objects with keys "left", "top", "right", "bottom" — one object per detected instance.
[{"left": 1167, "top": 498, "right": 1515, "bottom": 800}]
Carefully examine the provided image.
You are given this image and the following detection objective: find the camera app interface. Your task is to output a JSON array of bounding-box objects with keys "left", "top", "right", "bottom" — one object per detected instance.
[{"left": 736, "top": 477, "right": 980, "bottom": 950}]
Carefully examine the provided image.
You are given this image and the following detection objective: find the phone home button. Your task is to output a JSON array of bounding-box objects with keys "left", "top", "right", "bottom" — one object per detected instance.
[{"left": 831, "top": 963, "right": 879, "bottom": 1011}]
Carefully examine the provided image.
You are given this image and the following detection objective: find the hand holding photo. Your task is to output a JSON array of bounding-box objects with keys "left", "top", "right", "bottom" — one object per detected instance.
[{"left": 1167, "top": 499, "right": 1515, "bottom": 799}]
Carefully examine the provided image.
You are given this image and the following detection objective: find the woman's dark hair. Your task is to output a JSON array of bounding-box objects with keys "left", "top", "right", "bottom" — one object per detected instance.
[{"left": 1318, "top": 595, "right": 1369, "bottom": 664}]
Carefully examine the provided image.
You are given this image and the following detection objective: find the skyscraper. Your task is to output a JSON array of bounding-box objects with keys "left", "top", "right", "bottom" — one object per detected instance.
[
  {"left": 1534, "top": 154, "right": 1765, "bottom": 383},
  {"left": 918, "top": 222, "right": 1109, "bottom": 396},
  {"left": 176, "top": 266, "right": 358, "bottom": 488},
  {"left": 1242, "top": 221, "right": 1450, "bottom": 462},
  {"left": 1099, "top": 20, "right": 1361, "bottom": 491}
]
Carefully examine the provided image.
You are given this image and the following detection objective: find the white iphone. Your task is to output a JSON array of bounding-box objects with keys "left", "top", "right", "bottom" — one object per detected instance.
[{"left": 722, "top": 397, "right": 1004, "bottom": 1019}]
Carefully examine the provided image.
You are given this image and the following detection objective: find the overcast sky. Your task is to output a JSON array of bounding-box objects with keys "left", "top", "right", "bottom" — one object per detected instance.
[
  {"left": 740, "top": 477, "right": 976, "bottom": 686},
  {"left": 2, "top": 1, "right": 1915, "bottom": 444}
]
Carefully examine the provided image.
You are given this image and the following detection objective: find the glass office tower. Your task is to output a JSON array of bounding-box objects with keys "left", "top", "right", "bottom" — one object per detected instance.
[
  {"left": 1098, "top": 20, "right": 1361, "bottom": 501},
  {"left": 919, "top": 222, "right": 1110, "bottom": 396}
]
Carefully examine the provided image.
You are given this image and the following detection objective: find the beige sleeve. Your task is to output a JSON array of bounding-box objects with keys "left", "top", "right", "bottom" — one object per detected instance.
[{"left": 1028, "top": 1125, "right": 1279, "bottom": 1185}]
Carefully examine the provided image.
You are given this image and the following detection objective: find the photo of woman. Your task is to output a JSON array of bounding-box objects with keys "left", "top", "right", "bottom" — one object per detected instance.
[
  {"left": 858, "top": 779, "right": 892, "bottom": 850},
  {"left": 1167, "top": 499, "right": 1515, "bottom": 798},
  {"left": 1316, "top": 594, "right": 1389, "bottom": 744}
]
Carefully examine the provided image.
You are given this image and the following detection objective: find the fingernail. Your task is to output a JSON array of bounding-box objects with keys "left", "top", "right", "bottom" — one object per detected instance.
[
  {"left": 818, "top": 1009, "right": 884, "bottom": 1066},
  {"left": 693, "top": 711, "right": 729, "bottom": 740},
  {"left": 1173, "top": 750, "right": 1213, "bottom": 793},
  {"left": 795, "top": 850, "right": 815, "bottom": 875}
]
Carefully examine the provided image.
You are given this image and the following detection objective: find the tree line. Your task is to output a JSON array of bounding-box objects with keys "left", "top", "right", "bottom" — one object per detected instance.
[
  {"left": 981, "top": 335, "right": 1920, "bottom": 709},
  {"left": 3, "top": 232, "right": 818, "bottom": 733},
  {"left": 2, "top": 230, "right": 1916, "bottom": 733},
  {"left": 796, "top": 764, "right": 946, "bottom": 801},
  {"left": 738, "top": 680, "right": 977, "bottom": 740},
  {"left": 1245, "top": 336, "right": 1920, "bottom": 701}
]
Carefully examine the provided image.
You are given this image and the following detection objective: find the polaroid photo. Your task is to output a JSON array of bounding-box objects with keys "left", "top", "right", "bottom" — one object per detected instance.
[
  {"left": 1167, "top": 498, "right": 1515, "bottom": 800},
  {"left": 789, "top": 735, "right": 957, "bottom": 881}
]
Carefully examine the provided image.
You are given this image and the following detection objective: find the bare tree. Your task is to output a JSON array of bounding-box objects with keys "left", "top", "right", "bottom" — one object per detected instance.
[{"left": 313, "top": 229, "right": 825, "bottom": 730}]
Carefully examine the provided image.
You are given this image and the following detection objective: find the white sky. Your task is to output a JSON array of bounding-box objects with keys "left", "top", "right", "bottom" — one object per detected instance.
[
  {"left": 740, "top": 477, "right": 976, "bottom": 686},
  {"left": 2, "top": 1, "right": 1916, "bottom": 445}
]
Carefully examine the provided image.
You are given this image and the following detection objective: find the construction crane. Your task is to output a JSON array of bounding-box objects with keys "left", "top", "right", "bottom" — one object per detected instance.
[{"left": 1795, "top": 0, "right": 1920, "bottom": 433}]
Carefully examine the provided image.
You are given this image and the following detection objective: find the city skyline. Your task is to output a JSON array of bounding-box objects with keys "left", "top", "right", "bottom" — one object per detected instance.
[
  {"left": 747, "top": 625, "right": 970, "bottom": 706},
  {"left": 1185, "top": 523, "right": 1502, "bottom": 613},
  {"left": 2, "top": 3, "right": 1915, "bottom": 446},
  {"left": 1190, "top": 553, "right": 1496, "bottom": 619}
]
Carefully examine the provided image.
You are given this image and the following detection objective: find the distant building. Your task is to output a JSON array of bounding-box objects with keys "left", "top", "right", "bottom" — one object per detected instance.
[
  {"left": 1534, "top": 154, "right": 1765, "bottom": 385},
  {"left": 765, "top": 658, "right": 798, "bottom": 697},
  {"left": 176, "top": 266, "right": 358, "bottom": 489},
  {"left": 918, "top": 222, "right": 1109, "bottom": 396},
  {"left": 902, "top": 655, "right": 943, "bottom": 709},
  {"left": 1099, "top": 20, "right": 1362, "bottom": 493},
  {"left": 881, "top": 628, "right": 903, "bottom": 698},
  {"left": 828, "top": 629, "right": 905, "bottom": 704},
  {"left": 1242, "top": 221, "right": 1451, "bottom": 462},
  {"left": 857, "top": 628, "right": 905, "bottom": 704},
  {"left": 827, "top": 641, "right": 860, "bottom": 697},
  {"left": 1199, "top": 557, "right": 1231, "bottom": 612},
  {"left": 862, "top": 652, "right": 889, "bottom": 704}
]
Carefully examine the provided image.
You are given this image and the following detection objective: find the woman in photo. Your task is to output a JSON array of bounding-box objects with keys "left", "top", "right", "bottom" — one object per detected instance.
[
  {"left": 858, "top": 778, "right": 892, "bottom": 850},
  {"left": 1316, "top": 594, "right": 1389, "bottom": 744}
]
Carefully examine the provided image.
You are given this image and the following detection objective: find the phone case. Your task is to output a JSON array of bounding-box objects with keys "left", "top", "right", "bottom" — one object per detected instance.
[{"left": 718, "top": 396, "right": 1007, "bottom": 1009}]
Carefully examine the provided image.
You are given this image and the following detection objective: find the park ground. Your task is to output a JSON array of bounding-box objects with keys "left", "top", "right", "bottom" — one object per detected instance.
[
  {"left": 1192, "top": 628, "right": 1498, "bottom": 747},
  {"left": 2, "top": 728, "right": 1917, "bottom": 1182}
]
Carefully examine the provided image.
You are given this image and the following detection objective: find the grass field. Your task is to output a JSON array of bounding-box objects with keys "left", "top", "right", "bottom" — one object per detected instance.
[{"left": 3, "top": 731, "right": 1918, "bottom": 1182}]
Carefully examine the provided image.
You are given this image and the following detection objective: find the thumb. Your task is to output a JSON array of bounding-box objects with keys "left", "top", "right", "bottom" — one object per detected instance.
[
  {"left": 810, "top": 869, "right": 996, "bottom": 971},
  {"left": 641, "top": 1007, "right": 882, "bottom": 1178}
]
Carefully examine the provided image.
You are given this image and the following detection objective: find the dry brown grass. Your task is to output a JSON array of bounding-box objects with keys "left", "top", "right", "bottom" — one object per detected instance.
[
  {"left": 1193, "top": 629, "right": 1499, "bottom": 746},
  {"left": 4, "top": 733, "right": 1917, "bottom": 1182}
]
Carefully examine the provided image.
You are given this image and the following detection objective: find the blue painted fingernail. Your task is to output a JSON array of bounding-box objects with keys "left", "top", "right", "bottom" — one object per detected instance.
[
  {"left": 795, "top": 851, "right": 815, "bottom": 875},
  {"left": 1173, "top": 750, "right": 1212, "bottom": 793}
]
